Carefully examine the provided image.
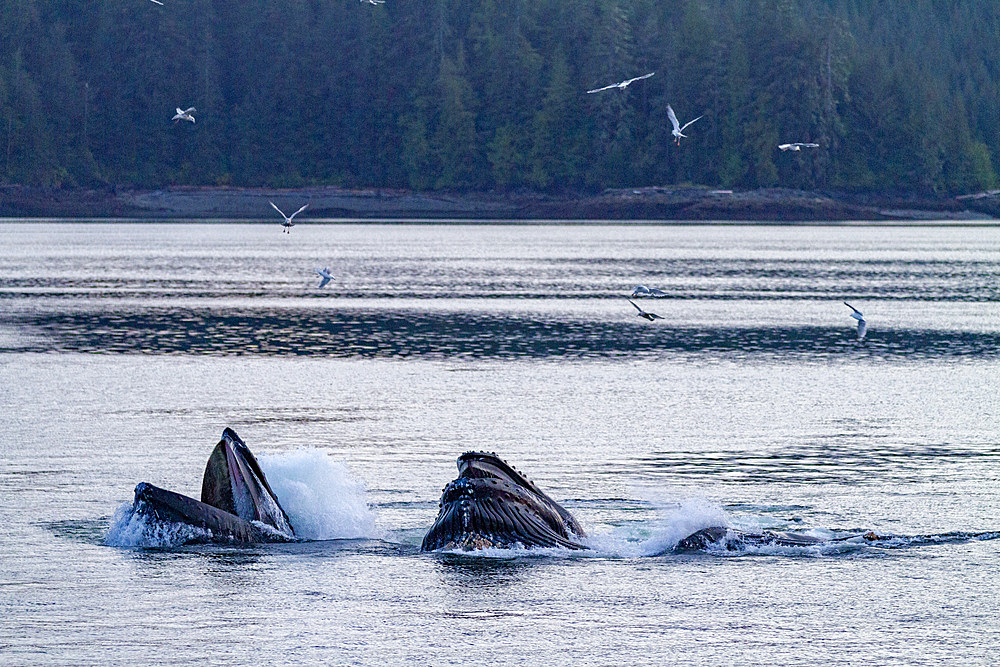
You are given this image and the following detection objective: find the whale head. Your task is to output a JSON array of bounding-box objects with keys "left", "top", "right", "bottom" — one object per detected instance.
[
  {"left": 421, "top": 451, "right": 587, "bottom": 552},
  {"left": 200, "top": 427, "right": 294, "bottom": 537}
]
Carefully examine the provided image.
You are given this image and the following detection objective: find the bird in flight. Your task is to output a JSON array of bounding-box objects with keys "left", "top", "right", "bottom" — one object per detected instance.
[
  {"left": 270, "top": 201, "right": 308, "bottom": 233},
  {"left": 361, "top": 0, "right": 384, "bottom": 4},
  {"left": 667, "top": 105, "right": 702, "bottom": 145},
  {"left": 628, "top": 299, "right": 664, "bottom": 322},
  {"left": 844, "top": 301, "right": 867, "bottom": 340},
  {"left": 631, "top": 285, "right": 651, "bottom": 298},
  {"left": 587, "top": 72, "right": 655, "bottom": 94},
  {"left": 148, "top": 0, "right": 164, "bottom": 5},
  {"left": 315, "top": 267, "right": 335, "bottom": 288},
  {"left": 779, "top": 143, "right": 820, "bottom": 151},
  {"left": 631, "top": 285, "right": 667, "bottom": 298},
  {"left": 172, "top": 107, "right": 196, "bottom": 123}
]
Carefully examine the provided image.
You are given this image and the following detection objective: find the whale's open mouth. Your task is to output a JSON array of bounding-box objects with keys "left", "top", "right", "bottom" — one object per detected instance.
[
  {"left": 201, "top": 427, "right": 294, "bottom": 536},
  {"left": 421, "top": 452, "right": 587, "bottom": 552},
  {"left": 121, "top": 428, "right": 295, "bottom": 545}
]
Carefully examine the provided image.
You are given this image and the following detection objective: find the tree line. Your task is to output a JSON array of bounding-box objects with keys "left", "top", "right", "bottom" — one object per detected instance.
[{"left": 1, "top": 0, "right": 997, "bottom": 195}]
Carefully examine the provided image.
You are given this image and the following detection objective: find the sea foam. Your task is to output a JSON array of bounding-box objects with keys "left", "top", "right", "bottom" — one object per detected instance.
[
  {"left": 258, "top": 449, "right": 381, "bottom": 541},
  {"left": 585, "top": 495, "right": 734, "bottom": 558}
]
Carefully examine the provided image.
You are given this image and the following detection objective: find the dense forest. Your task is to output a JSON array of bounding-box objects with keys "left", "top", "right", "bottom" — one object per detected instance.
[{"left": 2, "top": 0, "right": 999, "bottom": 195}]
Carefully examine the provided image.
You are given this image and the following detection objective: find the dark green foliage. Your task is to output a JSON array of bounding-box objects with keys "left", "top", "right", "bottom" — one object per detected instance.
[{"left": 0, "top": 0, "right": 997, "bottom": 195}]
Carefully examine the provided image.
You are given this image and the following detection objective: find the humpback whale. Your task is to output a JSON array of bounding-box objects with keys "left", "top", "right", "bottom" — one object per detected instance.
[
  {"left": 420, "top": 452, "right": 896, "bottom": 554},
  {"left": 126, "top": 428, "right": 295, "bottom": 544},
  {"left": 674, "top": 526, "right": 833, "bottom": 551},
  {"left": 421, "top": 452, "right": 588, "bottom": 551}
]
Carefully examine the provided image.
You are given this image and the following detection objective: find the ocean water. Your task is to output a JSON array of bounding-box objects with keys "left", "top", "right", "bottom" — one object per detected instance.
[{"left": 1, "top": 222, "right": 999, "bottom": 665}]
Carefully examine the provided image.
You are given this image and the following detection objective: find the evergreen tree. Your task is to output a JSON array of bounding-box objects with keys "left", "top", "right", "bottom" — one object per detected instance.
[{"left": 1, "top": 0, "right": 999, "bottom": 196}]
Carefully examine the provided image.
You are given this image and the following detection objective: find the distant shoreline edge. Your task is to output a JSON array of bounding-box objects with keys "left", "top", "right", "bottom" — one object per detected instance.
[{"left": 1, "top": 184, "right": 997, "bottom": 222}]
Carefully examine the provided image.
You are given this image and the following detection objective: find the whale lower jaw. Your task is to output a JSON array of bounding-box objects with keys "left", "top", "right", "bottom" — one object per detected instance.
[
  {"left": 131, "top": 482, "right": 295, "bottom": 545},
  {"left": 434, "top": 533, "right": 528, "bottom": 552}
]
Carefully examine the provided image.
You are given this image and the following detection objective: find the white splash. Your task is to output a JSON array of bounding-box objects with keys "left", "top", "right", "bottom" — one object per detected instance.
[
  {"left": 585, "top": 495, "right": 733, "bottom": 557},
  {"left": 258, "top": 449, "right": 381, "bottom": 541},
  {"left": 104, "top": 500, "right": 213, "bottom": 548}
]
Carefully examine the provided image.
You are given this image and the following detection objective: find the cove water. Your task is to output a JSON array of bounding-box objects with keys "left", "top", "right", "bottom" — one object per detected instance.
[{"left": 2, "top": 222, "right": 999, "bottom": 665}]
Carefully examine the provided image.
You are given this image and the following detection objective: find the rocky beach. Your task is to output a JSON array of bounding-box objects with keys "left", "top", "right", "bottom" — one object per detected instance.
[{"left": 1, "top": 184, "right": 996, "bottom": 221}]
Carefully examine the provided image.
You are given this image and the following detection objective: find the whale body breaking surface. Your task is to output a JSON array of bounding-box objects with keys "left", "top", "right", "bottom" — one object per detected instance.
[{"left": 111, "top": 428, "right": 998, "bottom": 554}]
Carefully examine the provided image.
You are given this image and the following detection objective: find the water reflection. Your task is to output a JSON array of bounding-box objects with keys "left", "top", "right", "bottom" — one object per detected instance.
[
  {"left": 633, "top": 441, "right": 1000, "bottom": 485},
  {"left": 432, "top": 552, "right": 535, "bottom": 589},
  {"left": 5, "top": 308, "right": 999, "bottom": 360},
  {"left": 3, "top": 257, "right": 1000, "bottom": 302}
]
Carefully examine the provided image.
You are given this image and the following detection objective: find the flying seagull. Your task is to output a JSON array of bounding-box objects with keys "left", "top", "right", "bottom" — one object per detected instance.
[
  {"left": 315, "top": 267, "right": 335, "bottom": 288},
  {"left": 361, "top": 0, "right": 384, "bottom": 4},
  {"left": 270, "top": 201, "right": 308, "bottom": 233},
  {"left": 631, "top": 285, "right": 652, "bottom": 298},
  {"left": 667, "top": 105, "right": 703, "bottom": 145},
  {"left": 631, "top": 285, "right": 668, "bottom": 298},
  {"left": 779, "top": 143, "right": 820, "bottom": 151},
  {"left": 587, "top": 72, "right": 655, "bottom": 94},
  {"left": 844, "top": 301, "right": 867, "bottom": 340},
  {"left": 628, "top": 299, "right": 664, "bottom": 322},
  {"left": 149, "top": 0, "right": 164, "bottom": 5},
  {"left": 172, "top": 107, "right": 196, "bottom": 123}
]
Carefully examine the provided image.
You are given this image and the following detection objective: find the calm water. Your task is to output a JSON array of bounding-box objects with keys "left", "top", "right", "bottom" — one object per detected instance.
[{"left": 2, "top": 222, "right": 999, "bottom": 665}]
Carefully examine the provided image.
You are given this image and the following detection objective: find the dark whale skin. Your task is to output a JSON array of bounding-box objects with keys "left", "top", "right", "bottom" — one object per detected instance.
[
  {"left": 131, "top": 482, "right": 293, "bottom": 544},
  {"left": 421, "top": 452, "right": 588, "bottom": 552}
]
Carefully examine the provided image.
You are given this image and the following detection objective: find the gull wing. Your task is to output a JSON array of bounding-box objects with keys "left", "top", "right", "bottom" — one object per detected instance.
[
  {"left": 269, "top": 201, "right": 286, "bottom": 218},
  {"left": 628, "top": 299, "right": 644, "bottom": 314},
  {"left": 586, "top": 82, "right": 618, "bottom": 94},
  {"left": 802, "top": 143, "right": 819, "bottom": 148},
  {"left": 666, "top": 105, "right": 681, "bottom": 132},
  {"left": 318, "top": 276, "right": 332, "bottom": 288},
  {"left": 778, "top": 144, "right": 793, "bottom": 151},
  {"left": 289, "top": 204, "right": 308, "bottom": 220},
  {"left": 843, "top": 301, "right": 863, "bottom": 318},
  {"left": 621, "top": 72, "right": 655, "bottom": 87},
  {"left": 182, "top": 107, "right": 196, "bottom": 115},
  {"left": 149, "top": 0, "right": 164, "bottom": 4},
  {"left": 175, "top": 108, "right": 184, "bottom": 116},
  {"left": 649, "top": 288, "right": 668, "bottom": 298},
  {"left": 856, "top": 319, "right": 867, "bottom": 339},
  {"left": 679, "top": 115, "right": 703, "bottom": 132},
  {"left": 650, "top": 312, "right": 665, "bottom": 320}
]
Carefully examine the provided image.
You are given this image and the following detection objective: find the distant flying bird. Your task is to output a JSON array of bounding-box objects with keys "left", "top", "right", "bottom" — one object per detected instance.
[
  {"left": 631, "top": 285, "right": 668, "bottom": 298},
  {"left": 631, "top": 285, "right": 652, "bottom": 298},
  {"left": 844, "top": 301, "right": 867, "bottom": 340},
  {"left": 172, "top": 107, "right": 196, "bottom": 123},
  {"left": 361, "top": 0, "right": 384, "bottom": 4},
  {"left": 667, "top": 105, "right": 703, "bottom": 145},
  {"left": 270, "top": 201, "right": 308, "bottom": 233},
  {"left": 586, "top": 72, "right": 655, "bottom": 94},
  {"left": 628, "top": 299, "right": 664, "bottom": 322},
  {"left": 148, "top": 0, "right": 164, "bottom": 5},
  {"left": 315, "top": 267, "right": 335, "bottom": 288},
  {"left": 779, "top": 143, "right": 820, "bottom": 151}
]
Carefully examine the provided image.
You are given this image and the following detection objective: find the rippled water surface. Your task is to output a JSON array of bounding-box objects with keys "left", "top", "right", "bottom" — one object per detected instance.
[{"left": 2, "top": 222, "right": 999, "bottom": 665}]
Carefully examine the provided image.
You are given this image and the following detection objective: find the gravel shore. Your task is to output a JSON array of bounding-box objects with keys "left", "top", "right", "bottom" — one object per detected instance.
[{"left": 1, "top": 184, "right": 994, "bottom": 221}]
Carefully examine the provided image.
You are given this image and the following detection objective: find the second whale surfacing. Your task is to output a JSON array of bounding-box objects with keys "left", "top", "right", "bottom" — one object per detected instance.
[
  {"left": 421, "top": 452, "right": 589, "bottom": 551},
  {"left": 127, "top": 428, "right": 295, "bottom": 544},
  {"left": 420, "top": 452, "right": 889, "bottom": 554}
]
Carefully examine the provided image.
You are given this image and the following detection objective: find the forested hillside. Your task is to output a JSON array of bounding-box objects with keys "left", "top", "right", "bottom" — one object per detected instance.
[{"left": 2, "top": 0, "right": 998, "bottom": 195}]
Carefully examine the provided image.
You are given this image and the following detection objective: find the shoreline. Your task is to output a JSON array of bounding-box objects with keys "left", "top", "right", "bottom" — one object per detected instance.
[{"left": 1, "top": 184, "right": 997, "bottom": 222}]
